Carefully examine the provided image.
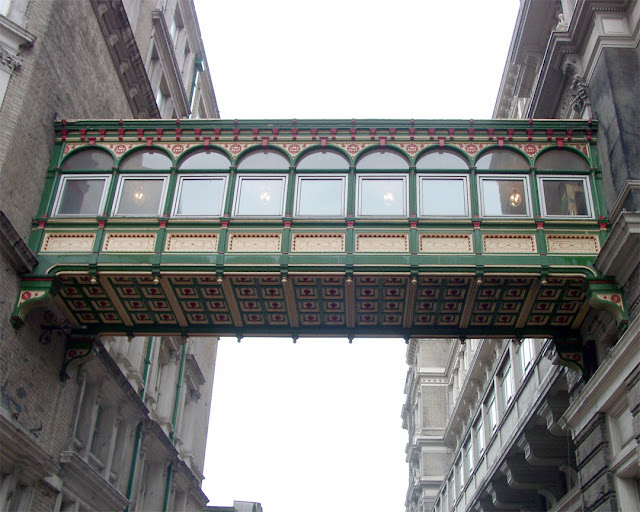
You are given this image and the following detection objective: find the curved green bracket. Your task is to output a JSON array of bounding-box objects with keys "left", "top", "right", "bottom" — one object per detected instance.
[
  {"left": 11, "top": 280, "right": 56, "bottom": 328},
  {"left": 586, "top": 281, "right": 628, "bottom": 329},
  {"left": 60, "top": 334, "right": 96, "bottom": 381},
  {"left": 553, "top": 337, "right": 588, "bottom": 378}
]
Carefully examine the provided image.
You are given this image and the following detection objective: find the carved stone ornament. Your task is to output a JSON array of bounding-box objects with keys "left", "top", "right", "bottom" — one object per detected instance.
[
  {"left": 227, "top": 233, "right": 281, "bottom": 252},
  {"left": 291, "top": 233, "right": 345, "bottom": 252},
  {"left": 103, "top": 233, "right": 156, "bottom": 252},
  {"left": 546, "top": 234, "right": 600, "bottom": 254},
  {"left": 0, "top": 46, "right": 22, "bottom": 71},
  {"left": 41, "top": 233, "right": 96, "bottom": 252},
  {"left": 420, "top": 233, "right": 473, "bottom": 253},
  {"left": 355, "top": 233, "right": 408, "bottom": 252},
  {"left": 165, "top": 233, "right": 218, "bottom": 252},
  {"left": 482, "top": 234, "right": 537, "bottom": 253}
]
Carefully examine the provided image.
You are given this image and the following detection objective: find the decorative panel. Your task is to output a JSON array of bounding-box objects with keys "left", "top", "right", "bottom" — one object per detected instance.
[
  {"left": 355, "top": 233, "right": 408, "bottom": 252},
  {"left": 227, "top": 233, "right": 281, "bottom": 252},
  {"left": 420, "top": 233, "right": 473, "bottom": 253},
  {"left": 482, "top": 234, "right": 537, "bottom": 253},
  {"left": 291, "top": 233, "right": 345, "bottom": 252},
  {"left": 41, "top": 233, "right": 95, "bottom": 252},
  {"left": 546, "top": 234, "right": 600, "bottom": 254},
  {"left": 103, "top": 233, "right": 156, "bottom": 252},
  {"left": 165, "top": 233, "right": 218, "bottom": 252}
]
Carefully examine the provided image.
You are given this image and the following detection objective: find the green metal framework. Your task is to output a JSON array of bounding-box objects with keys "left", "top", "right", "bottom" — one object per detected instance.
[{"left": 12, "top": 119, "right": 627, "bottom": 342}]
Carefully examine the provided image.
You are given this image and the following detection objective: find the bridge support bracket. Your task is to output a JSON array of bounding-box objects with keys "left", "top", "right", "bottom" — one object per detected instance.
[{"left": 586, "top": 280, "right": 628, "bottom": 329}]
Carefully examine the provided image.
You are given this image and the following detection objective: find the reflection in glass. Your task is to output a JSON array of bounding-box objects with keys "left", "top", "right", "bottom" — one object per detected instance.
[
  {"left": 120, "top": 150, "right": 172, "bottom": 170},
  {"left": 481, "top": 178, "right": 528, "bottom": 216},
  {"left": 237, "top": 150, "right": 289, "bottom": 170},
  {"left": 359, "top": 177, "right": 406, "bottom": 216},
  {"left": 476, "top": 150, "right": 529, "bottom": 170},
  {"left": 356, "top": 150, "right": 409, "bottom": 170},
  {"left": 535, "top": 150, "right": 589, "bottom": 170},
  {"left": 62, "top": 150, "right": 114, "bottom": 170},
  {"left": 175, "top": 177, "right": 226, "bottom": 216},
  {"left": 116, "top": 178, "right": 165, "bottom": 216},
  {"left": 56, "top": 178, "right": 108, "bottom": 215},
  {"left": 421, "top": 178, "right": 467, "bottom": 216},
  {"left": 416, "top": 150, "right": 468, "bottom": 170},
  {"left": 179, "top": 150, "right": 230, "bottom": 170},
  {"left": 235, "top": 177, "right": 286, "bottom": 216},
  {"left": 296, "top": 150, "right": 349, "bottom": 170},
  {"left": 296, "top": 177, "right": 345, "bottom": 216},
  {"left": 541, "top": 178, "right": 589, "bottom": 216}
]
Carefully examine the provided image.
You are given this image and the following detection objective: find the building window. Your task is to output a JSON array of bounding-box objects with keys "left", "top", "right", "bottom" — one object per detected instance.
[
  {"left": 178, "top": 149, "right": 231, "bottom": 170},
  {"left": 535, "top": 149, "right": 589, "bottom": 171},
  {"left": 474, "top": 416, "right": 485, "bottom": 457},
  {"left": 356, "top": 175, "right": 408, "bottom": 217},
  {"left": 172, "top": 176, "right": 227, "bottom": 217},
  {"left": 112, "top": 176, "right": 168, "bottom": 217},
  {"left": 538, "top": 176, "right": 592, "bottom": 217},
  {"left": 61, "top": 149, "right": 114, "bottom": 170},
  {"left": 486, "top": 389, "right": 498, "bottom": 433},
  {"left": 416, "top": 149, "right": 469, "bottom": 170},
  {"left": 501, "top": 358, "right": 514, "bottom": 407},
  {"left": 294, "top": 175, "right": 347, "bottom": 217},
  {"left": 519, "top": 338, "right": 536, "bottom": 380},
  {"left": 478, "top": 175, "right": 530, "bottom": 217},
  {"left": 233, "top": 175, "right": 287, "bottom": 217},
  {"left": 475, "top": 149, "right": 530, "bottom": 170},
  {"left": 53, "top": 175, "right": 111, "bottom": 216},
  {"left": 296, "top": 149, "right": 349, "bottom": 170},
  {"left": 237, "top": 150, "right": 289, "bottom": 170},
  {"left": 455, "top": 456, "right": 463, "bottom": 493},
  {"left": 355, "top": 149, "right": 409, "bottom": 170},
  {"left": 463, "top": 436, "right": 473, "bottom": 477},
  {"left": 418, "top": 175, "right": 469, "bottom": 217},
  {"left": 120, "top": 149, "right": 172, "bottom": 170}
]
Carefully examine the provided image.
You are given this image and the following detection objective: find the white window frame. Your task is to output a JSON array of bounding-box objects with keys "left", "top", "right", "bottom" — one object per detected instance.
[
  {"left": 537, "top": 175, "right": 594, "bottom": 218},
  {"left": 52, "top": 174, "right": 112, "bottom": 217},
  {"left": 111, "top": 175, "right": 169, "bottom": 217},
  {"left": 232, "top": 174, "right": 288, "bottom": 217},
  {"left": 478, "top": 174, "right": 532, "bottom": 218},
  {"left": 474, "top": 416, "right": 485, "bottom": 457},
  {"left": 501, "top": 359, "right": 514, "bottom": 407},
  {"left": 519, "top": 338, "right": 536, "bottom": 380},
  {"left": 486, "top": 389, "right": 498, "bottom": 433},
  {"left": 418, "top": 174, "right": 470, "bottom": 217},
  {"left": 294, "top": 174, "right": 347, "bottom": 218},
  {"left": 356, "top": 174, "right": 408, "bottom": 217},
  {"left": 171, "top": 174, "right": 228, "bottom": 217}
]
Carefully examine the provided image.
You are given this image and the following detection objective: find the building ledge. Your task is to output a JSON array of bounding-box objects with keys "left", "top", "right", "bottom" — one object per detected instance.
[{"left": 0, "top": 210, "right": 37, "bottom": 273}]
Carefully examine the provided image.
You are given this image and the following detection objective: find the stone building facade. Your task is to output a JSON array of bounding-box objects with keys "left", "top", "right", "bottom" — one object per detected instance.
[
  {"left": 404, "top": 1, "right": 640, "bottom": 511},
  {"left": 0, "top": 1, "right": 219, "bottom": 511}
]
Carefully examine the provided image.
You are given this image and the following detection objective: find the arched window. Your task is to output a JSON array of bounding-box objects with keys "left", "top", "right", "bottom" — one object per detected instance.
[
  {"left": 416, "top": 150, "right": 468, "bottom": 170},
  {"left": 475, "top": 150, "right": 529, "bottom": 170},
  {"left": 61, "top": 149, "right": 114, "bottom": 170},
  {"left": 535, "top": 149, "right": 588, "bottom": 170},
  {"left": 236, "top": 150, "right": 289, "bottom": 170},
  {"left": 120, "top": 149, "right": 172, "bottom": 170},
  {"left": 296, "top": 150, "right": 349, "bottom": 170},
  {"left": 178, "top": 149, "right": 231, "bottom": 170},
  {"left": 356, "top": 150, "right": 409, "bottom": 170}
]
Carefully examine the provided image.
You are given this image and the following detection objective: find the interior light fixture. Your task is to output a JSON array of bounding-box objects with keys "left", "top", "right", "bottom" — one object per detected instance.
[
  {"left": 260, "top": 191, "right": 271, "bottom": 203},
  {"left": 509, "top": 187, "right": 522, "bottom": 207},
  {"left": 133, "top": 185, "right": 145, "bottom": 203},
  {"left": 383, "top": 192, "right": 395, "bottom": 205}
]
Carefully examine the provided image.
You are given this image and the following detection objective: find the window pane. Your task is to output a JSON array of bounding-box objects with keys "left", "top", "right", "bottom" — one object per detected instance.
[
  {"left": 359, "top": 178, "right": 406, "bottom": 216},
  {"left": 175, "top": 178, "right": 226, "bottom": 216},
  {"left": 416, "top": 150, "right": 468, "bottom": 170},
  {"left": 297, "top": 177, "right": 345, "bottom": 216},
  {"left": 116, "top": 179, "right": 165, "bottom": 216},
  {"left": 356, "top": 150, "right": 409, "bottom": 169},
  {"left": 120, "top": 150, "right": 172, "bottom": 170},
  {"left": 297, "top": 150, "right": 349, "bottom": 170},
  {"left": 421, "top": 178, "right": 467, "bottom": 216},
  {"left": 57, "top": 178, "right": 107, "bottom": 215},
  {"left": 481, "top": 179, "right": 528, "bottom": 216},
  {"left": 536, "top": 149, "right": 588, "bottom": 170},
  {"left": 179, "top": 150, "right": 230, "bottom": 170},
  {"left": 62, "top": 150, "right": 114, "bottom": 170},
  {"left": 235, "top": 178, "right": 285, "bottom": 216},
  {"left": 237, "top": 150, "right": 289, "bottom": 170},
  {"left": 541, "top": 179, "right": 589, "bottom": 216},
  {"left": 476, "top": 150, "right": 529, "bottom": 170}
]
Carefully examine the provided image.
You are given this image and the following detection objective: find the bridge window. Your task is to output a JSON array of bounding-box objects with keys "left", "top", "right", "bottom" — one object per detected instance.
[
  {"left": 357, "top": 175, "right": 408, "bottom": 217},
  {"left": 112, "top": 176, "right": 168, "bottom": 216},
  {"left": 355, "top": 149, "right": 409, "bottom": 170},
  {"left": 173, "top": 175, "right": 227, "bottom": 217},
  {"left": 416, "top": 150, "right": 468, "bottom": 170},
  {"left": 535, "top": 149, "right": 588, "bottom": 171},
  {"left": 294, "top": 175, "right": 347, "bottom": 217},
  {"left": 419, "top": 175, "right": 469, "bottom": 217},
  {"left": 296, "top": 150, "right": 349, "bottom": 170},
  {"left": 538, "top": 176, "right": 592, "bottom": 217},
  {"left": 53, "top": 175, "right": 111, "bottom": 216},
  {"left": 178, "top": 149, "right": 231, "bottom": 170},
  {"left": 236, "top": 150, "right": 289, "bottom": 170},
  {"left": 61, "top": 149, "right": 114, "bottom": 170},
  {"left": 233, "top": 175, "right": 287, "bottom": 216},
  {"left": 120, "top": 149, "right": 172, "bottom": 170},
  {"left": 478, "top": 176, "right": 530, "bottom": 217},
  {"left": 475, "top": 149, "right": 529, "bottom": 170}
]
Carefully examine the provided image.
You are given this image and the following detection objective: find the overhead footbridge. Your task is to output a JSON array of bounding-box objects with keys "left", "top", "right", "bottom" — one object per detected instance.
[{"left": 12, "top": 119, "right": 627, "bottom": 345}]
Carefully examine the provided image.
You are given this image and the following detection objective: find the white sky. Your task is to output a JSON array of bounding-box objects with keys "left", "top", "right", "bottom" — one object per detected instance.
[{"left": 194, "top": 1, "right": 520, "bottom": 510}]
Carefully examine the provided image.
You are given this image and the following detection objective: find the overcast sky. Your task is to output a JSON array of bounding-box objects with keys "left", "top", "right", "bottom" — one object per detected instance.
[{"left": 194, "top": 1, "right": 520, "bottom": 511}]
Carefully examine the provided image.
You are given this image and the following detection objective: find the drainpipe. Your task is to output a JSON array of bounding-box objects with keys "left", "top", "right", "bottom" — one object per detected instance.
[
  {"left": 162, "top": 462, "right": 174, "bottom": 512},
  {"left": 124, "top": 338, "right": 153, "bottom": 511},
  {"left": 188, "top": 58, "right": 203, "bottom": 114}
]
